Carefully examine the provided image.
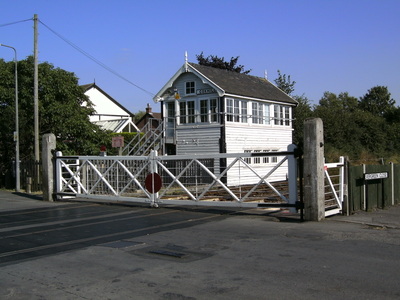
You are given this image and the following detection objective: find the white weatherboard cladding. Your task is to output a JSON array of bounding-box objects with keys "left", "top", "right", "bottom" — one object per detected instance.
[
  {"left": 176, "top": 126, "right": 220, "bottom": 155},
  {"left": 225, "top": 123, "right": 292, "bottom": 152},
  {"left": 225, "top": 124, "right": 292, "bottom": 185},
  {"left": 85, "top": 88, "right": 129, "bottom": 121},
  {"left": 226, "top": 157, "right": 289, "bottom": 186},
  {"left": 173, "top": 72, "right": 221, "bottom": 155},
  {"left": 174, "top": 73, "right": 218, "bottom": 98}
]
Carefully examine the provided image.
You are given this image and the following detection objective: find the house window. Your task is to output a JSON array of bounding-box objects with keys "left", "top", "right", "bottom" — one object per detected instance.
[
  {"left": 252, "top": 102, "right": 264, "bottom": 124},
  {"left": 185, "top": 81, "right": 195, "bottom": 95},
  {"left": 241, "top": 101, "right": 248, "bottom": 123},
  {"left": 167, "top": 102, "right": 175, "bottom": 120},
  {"left": 244, "top": 150, "right": 251, "bottom": 164},
  {"left": 180, "top": 102, "right": 187, "bottom": 124},
  {"left": 200, "top": 100, "right": 208, "bottom": 123},
  {"left": 284, "top": 106, "right": 290, "bottom": 126},
  {"left": 253, "top": 150, "right": 261, "bottom": 164},
  {"left": 274, "top": 105, "right": 290, "bottom": 126},
  {"left": 200, "top": 98, "right": 219, "bottom": 123},
  {"left": 227, "top": 98, "right": 246, "bottom": 123},
  {"left": 244, "top": 149, "right": 279, "bottom": 165},
  {"left": 179, "top": 101, "right": 195, "bottom": 124},
  {"left": 262, "top": 150, "right": 269, "bottom": 164},
  {"left": 271, "top": 150, "right": 278, "bottom": 163},
  {"left": 187, "top": 101, "right": 195, "bottom": 123},
  {"left": 227, "top": 98, "right": 234, "bottom": 122},
  {"left": 210, "top": 98, "right": 218, "bottom": 122},
  {"left": 264, "top": 104, "right": 270, "bottom": 125}
]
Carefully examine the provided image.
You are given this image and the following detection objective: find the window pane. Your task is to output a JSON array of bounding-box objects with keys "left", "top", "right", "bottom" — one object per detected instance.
[
  {"left": 262, "top": 150, "right": 269, "bottom": 163},
  {"left": 167, "top": 102, "right": 175, "bottom": 118},
  {"left": 234, "top": 100, "right": 240, "bottom": 122},
  {"left": 254, "top": 150, "right": 261, "bottom": 164},
  {"left": 284, "top": 106, "right": 290, "bottom": 126},
  {"left": 200, "top": 100, "right": 208, "bottom": 122},
  {"left": 244, "top": 150, "right": 251, "bottom": 164},
  {"left": 210, "top": 98, "right": 218, "bottom": 122},
  {"left": 227, "top": 99, "right": 233, "bottom": 122},
  {"left": 274, "top": 105, "right": 280, "bottom": 125},
  {"left": 180, "top": 102, "right": 186, "bottom": 124},
  {"left": 186, "top": 81, "right": 195, "bottom": 94},
  {"left": 252, "top": 103, "right": 258, "bottom": 124},
  {"left": 241, "top": 101, "right": 248, "bottom": 123},
  {"left": 188, "top": 101, "right": 195, "bottom": 123},
  {"left": 264, "top": 104, "right": 270, "bottom": 125},
  {"left": 258, "top": 103, "right": 264, "bottom": 124}
]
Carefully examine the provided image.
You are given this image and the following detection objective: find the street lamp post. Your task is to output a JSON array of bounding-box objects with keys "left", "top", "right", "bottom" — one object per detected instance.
[{"left": 1, "top": 44, "right": 20, "bottom": 192}]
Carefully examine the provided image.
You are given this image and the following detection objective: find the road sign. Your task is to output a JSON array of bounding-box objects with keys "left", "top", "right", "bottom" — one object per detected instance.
[
  {"left": 145, "top": 173, "right": 162, "bottom": 193},
  {"left": 364, "top": 172, "right": 388, "bottom": 181}
]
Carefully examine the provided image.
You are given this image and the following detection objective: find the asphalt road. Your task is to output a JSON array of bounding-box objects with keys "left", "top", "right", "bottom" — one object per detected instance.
[
  {"left": 0, "top": 200, "right": 231, "bottom": 267},
  {"left": 1, "top": 191, "right": 400, "bottom": 300}
]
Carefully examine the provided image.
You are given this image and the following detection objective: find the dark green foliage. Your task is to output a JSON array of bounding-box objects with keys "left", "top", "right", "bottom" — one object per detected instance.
[
  {"left": 359, "top": 86, "right": 395, "bottom": 117},
  {"left": 0, "top": 56, "right": 109, "bottom": 185},
  {"left": 292, "top": 95, "right": 313, "bottom": 149},
  {"left": 312, "top": 89, "right": 400, "bottom": 162},
  {"left": 272, "top": 68, "right": 400, "bottom": 162},
  {"left": 196, "top": 52, "right": 251, "bottom": 74},
  {"left": 274, "top": 70, "right": 296, "bottom": 95},
  {"left": 105, "top": 132, "right": 142, "bottom": 155}
]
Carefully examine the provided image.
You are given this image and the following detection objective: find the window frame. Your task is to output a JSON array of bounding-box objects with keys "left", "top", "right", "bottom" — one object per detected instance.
[
  {"left": 200, "top": 98, "right": 219, "bottom": 123},
  {"left": 179, "top": 100, "right": 196, "bottom": 124},
  {"left": 274, "top": 104, "right": 291, "bottom": 126},
  {"left": 227, "top": 98, "right": 248, "bottom": 123},
  {"left": 185, "top": 81, "right": 195, "bottom": 95}
]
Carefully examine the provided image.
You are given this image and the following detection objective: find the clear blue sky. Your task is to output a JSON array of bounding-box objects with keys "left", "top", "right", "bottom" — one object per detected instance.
[{"left": 1, "top": 0, "right": 399, "bottom": 113}]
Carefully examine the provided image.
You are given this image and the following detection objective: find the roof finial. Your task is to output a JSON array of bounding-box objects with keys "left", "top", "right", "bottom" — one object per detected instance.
[
  {"left": 185, "top": 51, "right": 188, "bottom": 72},
  {"left": 264, "top": 70, "right": 268, "bottom": 80}
]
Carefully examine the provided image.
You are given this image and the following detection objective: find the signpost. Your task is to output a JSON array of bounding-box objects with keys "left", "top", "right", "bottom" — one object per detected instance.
[
  {"left": 364, "top": 172, "right": 388, "bottom": 181},
  {"left": 112, "top": 136, "right": 124, "bottom": 155}
]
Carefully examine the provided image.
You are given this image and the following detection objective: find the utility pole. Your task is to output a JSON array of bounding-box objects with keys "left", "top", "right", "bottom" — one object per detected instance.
[{"left": 34, "top": 14, "right": 39, "bottom": 164}]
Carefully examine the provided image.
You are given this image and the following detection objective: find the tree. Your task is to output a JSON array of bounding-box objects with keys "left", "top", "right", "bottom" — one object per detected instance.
[
  {"left": 0, "top": 56, "right": 108, "bottom": 187},
  {"left": 292, "top": 95, "right": 313, "bottom": 149},
  {"left": 313, "top": 92, "right": 364, "bottom": 159},
  {"left": 133, "top": 110, "right": 145, "bottom": 123},
  {"left": 196, "top": 52, "right": 251, "bottom": 74},
  {"left": 359, "top": 86, "right": 395, "bottom": 118},
  {"left": 274, "top": 70, "right": 296, "bottom": 95}
]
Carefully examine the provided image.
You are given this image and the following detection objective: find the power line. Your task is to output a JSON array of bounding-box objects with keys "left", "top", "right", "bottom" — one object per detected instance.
[
  {"left": 0, "top": 18, "right": 32, "bottom": 28},
  {"left": 38, "top": 19, "right": 155, "bottom": 97}
]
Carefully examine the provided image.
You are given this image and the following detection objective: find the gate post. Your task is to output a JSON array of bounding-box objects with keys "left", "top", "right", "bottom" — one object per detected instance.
[
  {"left": 149, "top": 150, "right": 159, "bottom": 207},
  {"left": 287, "top": 144, "right": 298, "bottom": 212},
  {"left": 303, "top": 118, "right": 325, "bottom": 221},
  {"left": 41, "top": 133, "right": 56, "bottom": 201}
]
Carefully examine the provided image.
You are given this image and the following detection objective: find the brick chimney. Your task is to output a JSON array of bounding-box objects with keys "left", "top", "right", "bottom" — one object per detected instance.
[{"left": 146, "top": 103, "right": 152, "bottom": 114}]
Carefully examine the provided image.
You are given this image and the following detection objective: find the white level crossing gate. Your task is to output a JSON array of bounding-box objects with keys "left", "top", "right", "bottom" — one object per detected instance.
[
  {"left": 324, "top": 156, "right": 346, "bottom": 217},
  {"left": 55, "top": 149, "right": 300, "bottom": 211}
]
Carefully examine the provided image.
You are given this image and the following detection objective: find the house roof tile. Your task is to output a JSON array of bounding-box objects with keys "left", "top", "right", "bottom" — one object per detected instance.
[{"left": 188, "top": 63, "right": 297, "bottom": 105}]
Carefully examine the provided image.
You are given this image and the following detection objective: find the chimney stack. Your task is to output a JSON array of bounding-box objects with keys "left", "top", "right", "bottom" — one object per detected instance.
[{"left": 146, "top": 103, "right": 152, "bottom": 114}]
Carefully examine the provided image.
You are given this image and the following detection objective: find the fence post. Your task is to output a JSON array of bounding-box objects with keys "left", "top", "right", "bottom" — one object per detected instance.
[
  {"left": 41, "top": 133, "right": 56, "bottom": 201},
  {"left": 149, "top": 150, "right": 159, "bottom": 207},
  {"left": 390, "top": 162, "right": 394, "bottom": 206},
  {"left": 287, "top": 144, "right": 298, "bottom": 212},
  {"left": 362, "top": 164, "right": 366, "bottom": 210},
  {"left": 343, "top": 156, "right": 350, "bottom": 216},
  {"left": 303, "top": 118, "right": 325, "bottom": 221}
]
